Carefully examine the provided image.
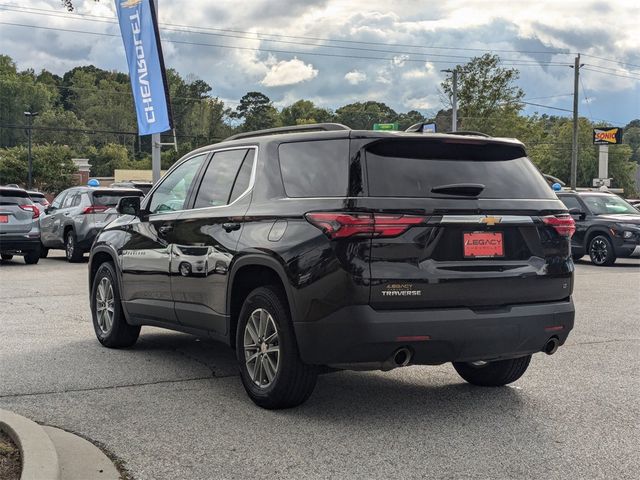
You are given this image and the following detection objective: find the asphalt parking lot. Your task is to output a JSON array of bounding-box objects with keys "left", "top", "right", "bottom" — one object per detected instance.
[{"left": 0, "top": 251, "right": 638, "bottom": 480}]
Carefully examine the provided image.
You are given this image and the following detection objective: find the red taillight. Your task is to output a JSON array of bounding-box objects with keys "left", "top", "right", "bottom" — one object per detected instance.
[
  {"left": 542, "top": 214, "right": 576, "bottom": 238},
  {"left": 19, "top": 204, "right": 40, "bottom": 219},
  {"left": 305, "top": 212, "right": 427, "bottom": 239},
  {"left": 83, "top": 205, "right": 109, "bottom": 214}
]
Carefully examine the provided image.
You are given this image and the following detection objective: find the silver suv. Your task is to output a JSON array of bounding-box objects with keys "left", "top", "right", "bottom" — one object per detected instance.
[
  {"left": 0, "top": 187, "right": 41, "bottom": 264},
  {"left": 40, "top": 186, "right": 144, "bottom": 262}
]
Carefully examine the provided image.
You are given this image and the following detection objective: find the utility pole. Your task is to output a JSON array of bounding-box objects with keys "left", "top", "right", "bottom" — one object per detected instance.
[
  {"left": 570, "top": 54, "right": 582, "bottom": 190},
  {"left": 441, "top": 68, "right": 458, "bottom": 132},
  {"left": 152, "top": 0, "right": 161, "bottom": 184},
  {"left": 24, "top": 111, "right": 38, "bottom": 190}
]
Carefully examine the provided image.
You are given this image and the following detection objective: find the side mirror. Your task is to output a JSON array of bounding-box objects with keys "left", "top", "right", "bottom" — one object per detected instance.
[
  {"left": 117, "top": 196, "right": 141, "bottom": 217},
  {"left": 45, "top": 206, "right": 55, "bottom": 214},
  {"left": 568, "top": 207, "right": 585, "bottom": 220}
]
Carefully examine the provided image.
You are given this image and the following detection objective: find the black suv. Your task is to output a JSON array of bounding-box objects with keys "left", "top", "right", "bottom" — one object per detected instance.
[
  {"left": 88, "top": 124, "right": 576, "bottom": 409},
  {"left": 558, "top": 191, "right": 640, "bottom": 265}
]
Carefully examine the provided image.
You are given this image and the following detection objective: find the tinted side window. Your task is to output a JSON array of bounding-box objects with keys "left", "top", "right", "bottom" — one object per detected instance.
[
  {"left": 559, "top": 196, "right": 582, "bottom": 211},
  {"left": 194, "top": 149, "right": 249, "bottom": 208},
  {"left": 229, "top": 151, "right": 255, "bottom": 204},
  {"left": 279, "top": 140, "right": 349, "bottom": 197},
  {"left": 51, "top": 191, "right": 67, "bottom": 209},
  {"left": 62, "top": 192, "right": 77, "bottom": 208},
  {"left": 148, "top": 154, "right": 206, "bottom": 214}
]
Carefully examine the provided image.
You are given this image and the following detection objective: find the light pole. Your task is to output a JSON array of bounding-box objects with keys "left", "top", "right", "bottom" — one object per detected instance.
[
  {"left": 24, "top": 111, "right": 38, "bottom": 190},
  {"left": 441, "top": 68, "right": 458, "bottom": 132}
]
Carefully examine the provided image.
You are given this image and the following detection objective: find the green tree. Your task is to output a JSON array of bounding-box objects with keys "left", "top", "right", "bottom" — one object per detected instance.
[
  {"left": 334, "top": 101, "right": 398, "bottom": 129},
  {"left": 0, "top": 145, "right": 77, "bottom": 192},
  {"left": 88, "top": 143, "right": 140, "bottom": 177},
  {"left": 622, "top": 120, "right": 640, "bottom": 163},
  {"left": 396, "top": 110, "right": 427, "bottom": 130},
  {"left": 280, "top": 100, "right": 333, "bottom": 126},
  {"left": 233, "top": 92, "right": 280, "bottom": 132},
  {"left": 0, "top": 55, "right": 58, "bottom": 147},
  {"left": 441, "top": 54, "right": 524, "bottom": 133},
  {"left": 33, "top": 109, "right": 89, "bottom": 147}
]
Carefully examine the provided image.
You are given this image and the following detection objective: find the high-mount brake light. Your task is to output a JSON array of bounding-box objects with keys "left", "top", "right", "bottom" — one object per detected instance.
[
  {"left": 19, "top": 204, "right": 40, "bottom": 219},
  {"left": 305, "top": 212, "right": 426, "bottom": 239},
  {"left": 542, "top": 214, "right": 576, "bottom": 237},
  {"left": 83, "top": 205, "right": 109, "bottom": 214}
]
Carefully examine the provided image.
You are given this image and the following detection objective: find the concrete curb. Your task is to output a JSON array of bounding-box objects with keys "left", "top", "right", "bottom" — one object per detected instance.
[{"left": 0, "top": 408, "right": 60, "bottom": 480}]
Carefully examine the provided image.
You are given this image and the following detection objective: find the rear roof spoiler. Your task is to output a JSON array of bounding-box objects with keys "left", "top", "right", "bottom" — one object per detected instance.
[{"left": 405, "top": 123, "right": 491, "bottom": 138}]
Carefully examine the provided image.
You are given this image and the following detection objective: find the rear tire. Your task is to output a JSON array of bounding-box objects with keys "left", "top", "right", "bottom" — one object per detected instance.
[
  {"left": 453, "top": 355, "right": 532, "bottom": 386},
  {"left": 572, "top": 254, "right": 583, "bottom": 262},
  {"left": 236, "top": 285, "right": 318, "bottom": 409},
  {"left": 24, "top": 250, "right": 40, "bottom": 265},
  {"left": 588, "top": 235, "right": 616, "bottom": 266},
  {"left": 91, "top": 262, "right": 140, "bottom": 348},
  {"left": 1, "top": 254, "right": 13, "bottom": 260},
  {"left": 65, "top": 231, "right": 84, "bottom": 263},
  {"left": 40, "top": 245, "right": 49, "bottom": 258}
]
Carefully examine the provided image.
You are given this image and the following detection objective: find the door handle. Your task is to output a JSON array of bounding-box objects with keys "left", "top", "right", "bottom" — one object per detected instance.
[
  {"left": 222, "top": 222, "right": 241, "bottom": 233},
  {"left": 158, "top": 224, "right": 173, "bottom": 236}
]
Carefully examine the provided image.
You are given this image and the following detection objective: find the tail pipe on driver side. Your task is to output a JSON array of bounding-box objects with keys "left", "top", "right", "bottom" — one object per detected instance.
[{"left": 543, "top": 337, "right": 560, "bottom": 355}]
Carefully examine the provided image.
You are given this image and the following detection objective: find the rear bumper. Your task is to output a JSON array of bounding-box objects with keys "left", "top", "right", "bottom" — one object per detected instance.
[
  {"left": 294, "top": 298, "right": 575, "bottom": 367},
  {"left": 0, "top": 235, "right": 40, "bottom": 253}
]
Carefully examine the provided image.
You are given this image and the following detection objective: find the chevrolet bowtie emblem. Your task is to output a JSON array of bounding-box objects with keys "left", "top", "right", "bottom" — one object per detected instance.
[{"left": 480, "top": 216, "right": 502, "bottom": 226}]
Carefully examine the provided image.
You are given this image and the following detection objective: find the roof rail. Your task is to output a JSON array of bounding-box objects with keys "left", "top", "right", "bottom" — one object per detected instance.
[
  {"left": 225, "top": 123, "right": 350, "bottom": 141},
  {"left": 447, "top": 130, "right": 491, "bottom": 138}
]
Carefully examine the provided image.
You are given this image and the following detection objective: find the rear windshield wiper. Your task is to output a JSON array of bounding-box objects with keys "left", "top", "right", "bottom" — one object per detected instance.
[{"left": 431, "top": 183, "right": 486, "bottom": 196}]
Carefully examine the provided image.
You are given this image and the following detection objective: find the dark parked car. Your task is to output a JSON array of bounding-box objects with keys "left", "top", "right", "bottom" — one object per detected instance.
[
  {"left": 88, "top": 124, "right": 576, "bottom": 409},
  {"left": 557, "top": 191, "right": 640, "bottom": 265},
  {"left": 40, "top": 186, "right": 144, "bottom": 261},
  {"left": 110, "top": 181, "right": 153, "bottom": 196},
  {"left": 0, "top": 187, "right": 41, "bottom": 264}
]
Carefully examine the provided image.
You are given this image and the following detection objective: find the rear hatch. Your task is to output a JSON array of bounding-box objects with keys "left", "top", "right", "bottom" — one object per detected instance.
[
  {"left": 0, "top": 188, "right": 39, "bottom": 235},
  {"left": 88, "top": 189, "right": 144, "bottom": 226},
  {"left": 360, "top": 137, "right": 574, "bottom": 309}
]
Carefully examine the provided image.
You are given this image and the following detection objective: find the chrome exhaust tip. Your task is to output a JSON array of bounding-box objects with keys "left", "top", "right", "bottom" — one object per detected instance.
[
  {"left": 393, "top": 347, "right": 412, "bottom": 367},
  {"left": 543, "top": 337, "right": 560, "bottom": 355}
]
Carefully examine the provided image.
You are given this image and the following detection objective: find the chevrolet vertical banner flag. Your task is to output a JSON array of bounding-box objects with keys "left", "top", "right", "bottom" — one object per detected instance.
[{"left": 115, "top": 0, "right": 172, "bottom": 135}]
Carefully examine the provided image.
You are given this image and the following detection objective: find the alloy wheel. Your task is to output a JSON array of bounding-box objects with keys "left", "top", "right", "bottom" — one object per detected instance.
[
  {"left": 66, "top": 235, "right": 74, "bottom": 259},
  {"left": 590, "top": 238, "right": 608, "bottom": 265},
  {"left": 243, "top": 308, "right": 280, "bottom": 388},
  {"left": 95, "top": 277, "right": 115, "bottom": 334}
]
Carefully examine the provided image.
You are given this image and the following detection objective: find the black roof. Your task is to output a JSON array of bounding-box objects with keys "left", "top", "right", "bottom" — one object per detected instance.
[{"left": 0, "top": 187, "right": 28, "bottom": 197}]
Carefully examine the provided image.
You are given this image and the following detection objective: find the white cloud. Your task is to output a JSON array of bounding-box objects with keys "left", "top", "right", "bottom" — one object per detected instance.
[
  {"left": 345, "top": 70, "right": 367, "bottom": 85},
  {"left": 260, "top": 58, "right": 318, "bottom": 87},
  {"left": 393, "top": 55, "right": 409, "bottom": 67}
]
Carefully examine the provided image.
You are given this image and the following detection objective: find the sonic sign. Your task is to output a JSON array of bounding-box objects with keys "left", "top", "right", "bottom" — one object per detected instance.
[{"left": 593, "top": 127, "right": 623, "bottom": 145}]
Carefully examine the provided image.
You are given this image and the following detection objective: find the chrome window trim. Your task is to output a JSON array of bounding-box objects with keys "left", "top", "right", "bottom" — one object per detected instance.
[{"left": 145, "top": 145, "right": 258, "bottom": 217}]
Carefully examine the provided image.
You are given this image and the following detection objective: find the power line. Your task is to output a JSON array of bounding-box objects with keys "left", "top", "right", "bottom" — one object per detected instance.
[
  {"left": 579, "top": 76, "right": 594, "bottom": 121},
  {"left": 0, "top": 6, "right": 562, "bottom": 64},
  {"left": 582, "top": 63, "right": 640, "bottom": 77},
  {"left": 581, "top": 53, "right": 640, "bottom": 70},
  {"left": 0, "top": 21, "right": 572, "bottom": 67},
  {"left": 0, "top": 3, "right": 573, "bottom": 57},
  {"left": 582, "top": 66, "right": 640, "bottom": 81}
]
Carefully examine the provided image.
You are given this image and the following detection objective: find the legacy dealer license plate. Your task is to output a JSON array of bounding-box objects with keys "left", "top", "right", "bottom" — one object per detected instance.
[{"left": 463, "top": 231, "right": 504, "bottom": 258}]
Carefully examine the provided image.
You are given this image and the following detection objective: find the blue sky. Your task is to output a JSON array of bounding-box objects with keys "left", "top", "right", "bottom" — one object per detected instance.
[{"left": 0, "top": 0, "right": 638, "bottom": 125}]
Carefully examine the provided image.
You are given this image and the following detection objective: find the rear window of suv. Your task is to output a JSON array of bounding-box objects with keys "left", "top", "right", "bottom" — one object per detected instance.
[
  {"left": 365, "top": 139, "right": 555, "bottom": 199},
  {"left": 0, "top": 189, "right": 30, "bottom": 205},
  {"left": 279, "top": 139, "right": 349, "bottom": 197},
  {"left": 92, "top": 190, "right": 144, "bottom": 207}
]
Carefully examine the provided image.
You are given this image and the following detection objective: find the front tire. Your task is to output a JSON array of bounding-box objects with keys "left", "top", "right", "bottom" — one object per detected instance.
[
  {"left": 65, "top": 231, "right": 84, "bottom": 263},
  {"left": 1, "top": 254, "right": 13, "bottom": 260},
  {"left": 91, "top": 262, "right": 140, "bottom": 348},
  {"left": 40, "top": 244, "right": 49, "bottom": 258},
  {"left": 588, "top": 235, "right": 616, "bottom": 266},
  {"left": 453, "top": 355, "right": 532, "bottom": 386},
  {"left": 236, "top": 285, "right": 318, "bottom": 409}
]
